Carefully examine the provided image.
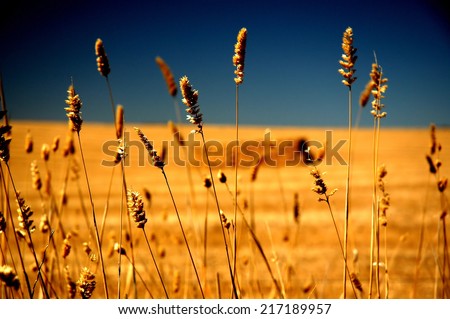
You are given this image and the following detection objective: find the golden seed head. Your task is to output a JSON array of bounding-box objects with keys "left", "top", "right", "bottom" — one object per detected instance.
[
  {"left": 220, "top": 210, "right": 231, "bottom": 229},
  {"left": 293, "top": 192, "right": 300, "bottom": 223},
  {"left": 0, "top": 211, "right": 6, "bottom": 233},
  {"left": 77, "top": 267, "right": 96, "bottom": 299},
  {"left": 127, "top": 189, "right": 148, "bottom": 228},
  {"left": 16, "top": 192, "right": 35, "bottom": 233},
  {"left": 430, "top": 123, "right": 437, "bottom": 155},
  {"left": 368, "top": 62, "right": 389, "bottom": 117},
  {"left": 156, "top": 56, "right": 177, "bottom": 97},
  {"left": 64, "top": 266, "right": 77, "bottom": 299},
  {"left": 233, "top": 27, "right": 247, "bottom": 85},
  {"left": 30, "top": 160, "right": 42, "bottom": 191},
  {"left": 0, "top": 123, "right": 12, "bottom": 163},
  {"left": 250, "top": 158, "right": 263, "bottom": 182},
  {"left": 134, "top": 127, "right": 165, "bottom": 169},
  {"left": 52, "top": 135, "right": 60, "bottom": 152},
  {"left": 173, "top": 269, "right": 180, "bottom": 293},
  {"left": 41, "top": 143, "right": 50, "bottom": 161},
  {"left": 438, "top": 177, "right": 448, "bottom": 193},
  {"left": 115, "top": 104, "right": 124, "bottom": 139},
  {"left": 62, "top": 233, "right": 72, "bottom": 259},
  {"left": 218, "top": 170, "right": 227, "bottom": 183},
  {"left": 25, "top": 130, "right": 33, "bottom": 153},
  {"left": 339, "top": 27, "right": 357, "bottom": 87},
  {"left": 64, "top": 84, "right": 83, "bottom": 132},
  {"left": 426, "top": 154, "right": 437, "bottom": 174},
  {"left": 203, "top": 176, "right": 212, "bottom": 188},
  {"left": 179, "top": 76, "right": 203, "bottom": 131},
  {"left": 0, "top": 265, "right": 21, "bottom": 290},
  {"left": 95, "top": 38, "right": 110, "bottom": 77},
  {"left": 168, "top": 121, "right": 185, "bottom": 146},
  {"left": 39, "top": 213, "right": 50, "bottom": 233},
  {"left": 113, "top": 242, "right": 127, "bottom": 255}
]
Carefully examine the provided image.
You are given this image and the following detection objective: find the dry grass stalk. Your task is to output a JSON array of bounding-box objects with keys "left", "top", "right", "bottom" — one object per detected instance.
[
  {"left": 339, "top": 26, "right": 358, "bottom": 298},
  {"left": 156, "top": 56, "right": 177, "bottom": 97},
  {"left": 180, "top": 75, "right": 237, "bottom": 298},
  {"left": 127, "top": 188, "right": 169, "bottom": 298},
  {"left": 41, "top": 143, "right": 50, "bottom": 162},
  {"left": 366, "top": 57, "right": 388, "bottom": 299}
]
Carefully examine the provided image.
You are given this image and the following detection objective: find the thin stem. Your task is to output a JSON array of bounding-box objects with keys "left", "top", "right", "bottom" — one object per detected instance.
[
  {"left": 324, "top": 196, "right": 357, "bottom": 298},
  {"left": 76, "top": 132, "right": 109, "bottom": 298},
  {"left": 200, "top": 131, "right": 239, "bottom": 299},
  {"left": 161, "top": 168, "right": 205, "bottom": 298},
  {"left": 0, "top": 163, "right": 31, "bottom": 297},
  {"left": 143, "top": 228, "right": 169, "bottom": 298},
  {"left": 6, "top": 164, "right": 49, "bottom": 298},
  {"left": 234, "top": 84, "right": 239, "bottom": 291},
  {"left": 343, "top": 86, "right": 353, "bottom": 298},
  {"left": 224, "top": 181, "right": 284, "bottom": 298}
]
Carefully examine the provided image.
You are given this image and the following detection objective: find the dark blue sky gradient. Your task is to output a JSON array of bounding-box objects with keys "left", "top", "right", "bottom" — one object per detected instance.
[{"left": 1, "top": 0, "right": 449, "bottom": 127}]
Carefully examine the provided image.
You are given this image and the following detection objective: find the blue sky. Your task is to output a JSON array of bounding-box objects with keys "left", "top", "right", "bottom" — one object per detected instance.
[{"left": 1, "top": 0, "right": 449, "bottom": 127}]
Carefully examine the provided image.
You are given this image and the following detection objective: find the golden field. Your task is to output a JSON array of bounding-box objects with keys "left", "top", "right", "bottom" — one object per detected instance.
[{"left": 1, "top": 120, "right": 449, "bottom": 299}]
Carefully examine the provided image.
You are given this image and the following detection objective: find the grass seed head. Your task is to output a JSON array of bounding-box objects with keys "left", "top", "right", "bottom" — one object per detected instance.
[
  {"left": 338, "top": 27, "right": 357, "bottom": 87},
  {"left": 64, "top": 84, "right": 83, "bottom": 132},
  {"left": 115, "top": 104, "right": 124, "bottom": 139},
  {"left": 0, "top": 265, "right": 20, "bottom": 290},
  {"left": 25, "top": 130, "right": 33, "bottom": 153},
  {"left": 233, "top": 27, "right": 247, "bottom": 85},
  {"left": 127, "top": 189, "right": 148, "bottom": 228},
  {"left": 30, "top": 160, "right": 42, "bottom": 191},
  {"left": 95, "top": 38, "right": 110, "bottom": 77},
  {"left": 134, "top": 127, "right": 165, "bottom": 169},
  {"left": 77, "top": 267, "right": 96, "bottom": 299},
  {"left": 156, "top": 56, "right": 177, "bottom": 97},
  {"left": 179, "top": 76, "right": 203, "bottom": 132}
]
